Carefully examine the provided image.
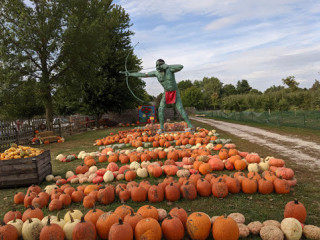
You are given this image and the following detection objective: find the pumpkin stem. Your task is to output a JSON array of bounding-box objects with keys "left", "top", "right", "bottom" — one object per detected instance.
[
  {"left": 294, "top": 199, "right": 299, "bottom": 204},
  {"left": 129, "top": 209, "right": 135, "bottom": 216},
  {"left": 57, "top": 212, "right": 61, "bottom": 221},
  {"left": 81, "top": 216, "right": 85, "bottom": 222},
  {"left": 47, "top": 216, "right": 51, "bottom": 226},
  {"left": 0, "top": 221, "right": 5, "bottom": 226},
  {"left": 28, "top": 218, "right": 32, "bottom": 223},
  {"left": 118, "top": 218, "right": 123, "bottom": 225},
  {"left": 69, "top": 213, "right": 74, "bottom": 223}
]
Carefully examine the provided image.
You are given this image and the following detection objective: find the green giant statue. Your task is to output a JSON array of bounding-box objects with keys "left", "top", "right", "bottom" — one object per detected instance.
[{"left": 122, "top": 59, "right": 193, "bottom": 133}]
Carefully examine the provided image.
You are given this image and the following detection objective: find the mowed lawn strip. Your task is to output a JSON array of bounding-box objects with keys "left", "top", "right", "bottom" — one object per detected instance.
[{"left": 0, "top": 122, "right": 319, "bottom": 240}]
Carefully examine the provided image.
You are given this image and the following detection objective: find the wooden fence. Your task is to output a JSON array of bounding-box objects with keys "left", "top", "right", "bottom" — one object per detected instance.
[{"left": 0, "top": 116, "right": 98, "bottom": 152}]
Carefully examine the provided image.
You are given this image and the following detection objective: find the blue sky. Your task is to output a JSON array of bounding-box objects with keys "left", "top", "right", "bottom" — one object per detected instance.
[{"left": 116, "top": 0, "right": 320, "bottom": 96}]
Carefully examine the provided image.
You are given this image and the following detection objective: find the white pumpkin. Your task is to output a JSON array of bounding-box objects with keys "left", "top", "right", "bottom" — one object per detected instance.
[
  {"left": 63, "top": 217, "right": 80, "bottom": 240},
  {"left": 77, "top": 151, "right": 85, "bottom": 159},
  {"left": 248, "top": 163, "right": 259, "bottom": 172},
  {"left": 51, "top": 215, "right": 66, "bottom": 229},
  {"left": 124, "top": 150, "right": 131, "bottom": 155},
  {"left": 89, "top": 152, "right": 97, "bottom": 157},
  {"left": 280, "top": 218, "right": 302, "bottom": 240},
  {"left": 157, "top": 209, "right": 168, "bottom": 221},
  {"left": 70, "top": 177, "right": 79, "bottom": 184},
  {"left": 53, "top": 176, "right": 62, "bottom": 181},
  {"left": 137, "top": 168, "right": 148, "bottom": 178},
  {"left": 103, "top": 170, "right": 114, "bottom": 182},
  {"left": 42, "top": 215, "right": 57, "bottom": 225},
  {"left": 176, "top": 169, "right": 190, "bottom": 178},
  {"left": 56, "top": 154, "right": 65, "bottom": 161},
  {"left": 136, "top": 147, "right": 144, "bottom": 153},
  {"left": 87, "top": 174, "right": 94, "bottom": 183},
  {"left": 22, "top": 218, "right": 43, "bottom": 240},
  {"left": 45, "top": 174, "right": 55, "bottom": 182},
  {"left": 44, "top": 184, "right": 58, "bottom": 195},
  {"left": 64, "top": 210, "right": 83, "bottom": 222},
  {"left": 130, "top": 161, "right": 140, "bottom": 170},
  {"left": 116, "top": 174, "right": 124, "bottom": 180},
  {"left": 89, "top": 166, "right": 98, "bottom": 173},
  {"left": 259, "top": 162, "right": 269, "bottom": 171},
  {"left": 65, "top": 171, "right": 74, "bottom": 179},
  {"left": 79, "top": 176, "right": 88, "bottom": 184},
  {"left": 141, "top": 161, "right": 151, "bottom": 168},
  {"left": 7, "top": 218, "right": 23, "bottom": 237},
  {"left": 205, "top": 143, "right": 214, "bottom": 150}
]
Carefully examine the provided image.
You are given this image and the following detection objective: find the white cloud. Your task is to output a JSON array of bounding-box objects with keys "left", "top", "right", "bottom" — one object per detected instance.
[{"left": 116, "top": 0, "right": 320, "bottom": 96}]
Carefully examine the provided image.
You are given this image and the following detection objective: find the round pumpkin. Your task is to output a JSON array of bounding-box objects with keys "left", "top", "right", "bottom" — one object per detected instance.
[
  {"left": 137, "top": 205, "right": 159, "bottom": 221},
  {"left": 72, "top": 216, "right": 96, "bottom": 240},
  {"left": 186, "top": 212, "right": 211, "bottom": 240},
  {"left": 212, "top": 215, "right": 240, "bottom": 240},
  {"left": 135, "top": 218, "right": 162, "bottom": 240},
  {"left": 161, "top": 214, "right": 184, "bottom": 240},
  {"left": 109, "top": 218, "right": 133, "bottom": 240},
  {"left": 39, "top": 216, "right": 65, "bottom": 240},
  {"left": 284, "top": 199, "right": 307, "bottom": 223},
  {"left": 96, "top": 212, "right": 120, "bottom": 239}
]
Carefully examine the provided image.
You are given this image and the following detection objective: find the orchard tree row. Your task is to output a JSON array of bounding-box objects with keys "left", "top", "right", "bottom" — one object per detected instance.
[{"left": 165, "top": 77, "right": 320, "bottom": 111}]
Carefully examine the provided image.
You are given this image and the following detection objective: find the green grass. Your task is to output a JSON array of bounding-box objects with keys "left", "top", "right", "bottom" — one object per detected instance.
[{"left": 1, "top": 123, "right": 319, "bottom": 239}]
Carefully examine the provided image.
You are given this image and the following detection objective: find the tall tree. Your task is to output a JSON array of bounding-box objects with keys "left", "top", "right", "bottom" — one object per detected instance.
[
  {"left": 236, "top": 79, "right": 252, "bottom": 94},
  {"left": 221, "top": 84, "right": 237, "bottom": 97},
  {"left": 0, "top": 0, "right": 68, "bottom": 126},
  {"left": 0, "top": 0, "right": 144, "bottom": 125},
  {"left": 181, "top": 86, "right": 202, "bottom": 109},
  {"left": 264, "top": 85, "right": 285, "bottom": 94},
  {"left": 59, "top": 2, "right": 145, "bottom": 123},
  {"left": 177, "top": 80, "right": 193, "bottom": 92},
  {"left": 202, "top": 77, "right": 223, "bottom": 107},
  {"left": 282, "top": 76, "right": 299, "bottom": 90}
]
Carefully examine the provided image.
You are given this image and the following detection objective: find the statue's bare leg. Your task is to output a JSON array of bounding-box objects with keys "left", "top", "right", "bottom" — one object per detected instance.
[
  {"left": 175, "top": 90, "right": 193, "bottom": 129},
  {"left": 158, "top": 94, "right": 166, "bottom": 133}
]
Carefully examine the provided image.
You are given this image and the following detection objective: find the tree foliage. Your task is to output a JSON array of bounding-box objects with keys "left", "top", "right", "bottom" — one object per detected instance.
[{"left": 0, "top": 0, "right": 145, "bottom": 124}]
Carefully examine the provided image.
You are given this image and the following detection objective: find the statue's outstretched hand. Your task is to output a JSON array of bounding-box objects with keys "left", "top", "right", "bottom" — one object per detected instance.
[{"left": 119, "top": 71, "right": 130, "bottom": 76}]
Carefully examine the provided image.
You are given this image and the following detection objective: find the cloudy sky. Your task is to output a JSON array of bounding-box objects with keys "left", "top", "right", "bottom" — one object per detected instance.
[{"left": 115, "top": 0, "right": 320, "bottom": 96}]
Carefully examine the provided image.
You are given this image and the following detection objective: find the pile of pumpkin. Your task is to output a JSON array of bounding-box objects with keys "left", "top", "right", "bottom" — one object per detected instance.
[
  {"left": 48, "top": 145, "right": 296, "bottom": 190},
  {"left": 2, "top": 200, "right": 320, "bottom": 240},
  {"left": 94, "top": 127, "right": 214, "bottom": 146},
  {"left": 0, "top": 145, "right": 44, "bottom": 160},
  {"left": 16, "top": 168, "right": 294, "bottom": 214}
]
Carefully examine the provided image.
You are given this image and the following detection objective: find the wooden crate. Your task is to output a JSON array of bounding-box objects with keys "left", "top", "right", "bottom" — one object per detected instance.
[{"left": 0, "top": 150, "right": 52, "bottom": 188}]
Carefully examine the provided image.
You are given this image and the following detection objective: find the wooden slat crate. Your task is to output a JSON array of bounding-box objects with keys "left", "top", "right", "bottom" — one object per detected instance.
[{"left": 0, "top": 150, "right": 52, "bottom": 188}]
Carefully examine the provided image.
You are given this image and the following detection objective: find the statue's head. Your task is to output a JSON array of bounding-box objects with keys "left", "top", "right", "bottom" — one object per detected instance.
[{"left": 156, "top": 59, "right": 165, "bottom": 72}]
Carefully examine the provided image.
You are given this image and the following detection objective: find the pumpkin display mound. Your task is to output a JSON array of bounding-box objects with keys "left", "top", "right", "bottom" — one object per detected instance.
[{"left": 2, "top": 122, "right": 318, "bottom": 240}]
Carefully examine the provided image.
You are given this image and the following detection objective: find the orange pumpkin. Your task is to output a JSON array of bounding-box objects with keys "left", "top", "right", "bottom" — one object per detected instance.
[
  {"left": 284, "top": 199, "right": 307, "bottom": 223},
  {"left": 212, "top": 215, "right": 239, "bottom": 240},
  {"left": 135, "top": 218, "right": 162, "bottom": 240},
  {"left": 186, "top": 212, "right": 211, "bottom": 240},
  {"left": 72, "top": 216, "right": 96, "bottom": 240}
]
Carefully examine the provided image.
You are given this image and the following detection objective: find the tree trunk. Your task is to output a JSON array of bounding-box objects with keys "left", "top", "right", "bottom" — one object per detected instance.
[
  {"left": 95, "top": 113, "right": 102, "bottom": 128},
  {"left": 44, "top": 87, "right": 53, "bottom": 130}
]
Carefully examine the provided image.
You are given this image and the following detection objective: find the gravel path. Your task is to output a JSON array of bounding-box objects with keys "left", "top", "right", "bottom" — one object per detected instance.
[{"left": 191, "top": 116, "right": 320, "bottom": 169}]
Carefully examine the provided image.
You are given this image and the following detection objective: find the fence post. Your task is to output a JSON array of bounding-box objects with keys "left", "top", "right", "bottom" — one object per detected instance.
[{"left": 58, "top": 119, "right": 62, "bottom": 137}]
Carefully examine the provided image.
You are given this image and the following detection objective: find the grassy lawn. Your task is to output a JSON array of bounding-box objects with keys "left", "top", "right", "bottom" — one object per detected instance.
[{"left": 1, "top": 122, "right": 319, "bottom": 239}]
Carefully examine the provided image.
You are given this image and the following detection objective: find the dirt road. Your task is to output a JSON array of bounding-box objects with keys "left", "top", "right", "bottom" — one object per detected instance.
[{"left": 191, "top": 116, "right": 320, "bottom": 169}]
